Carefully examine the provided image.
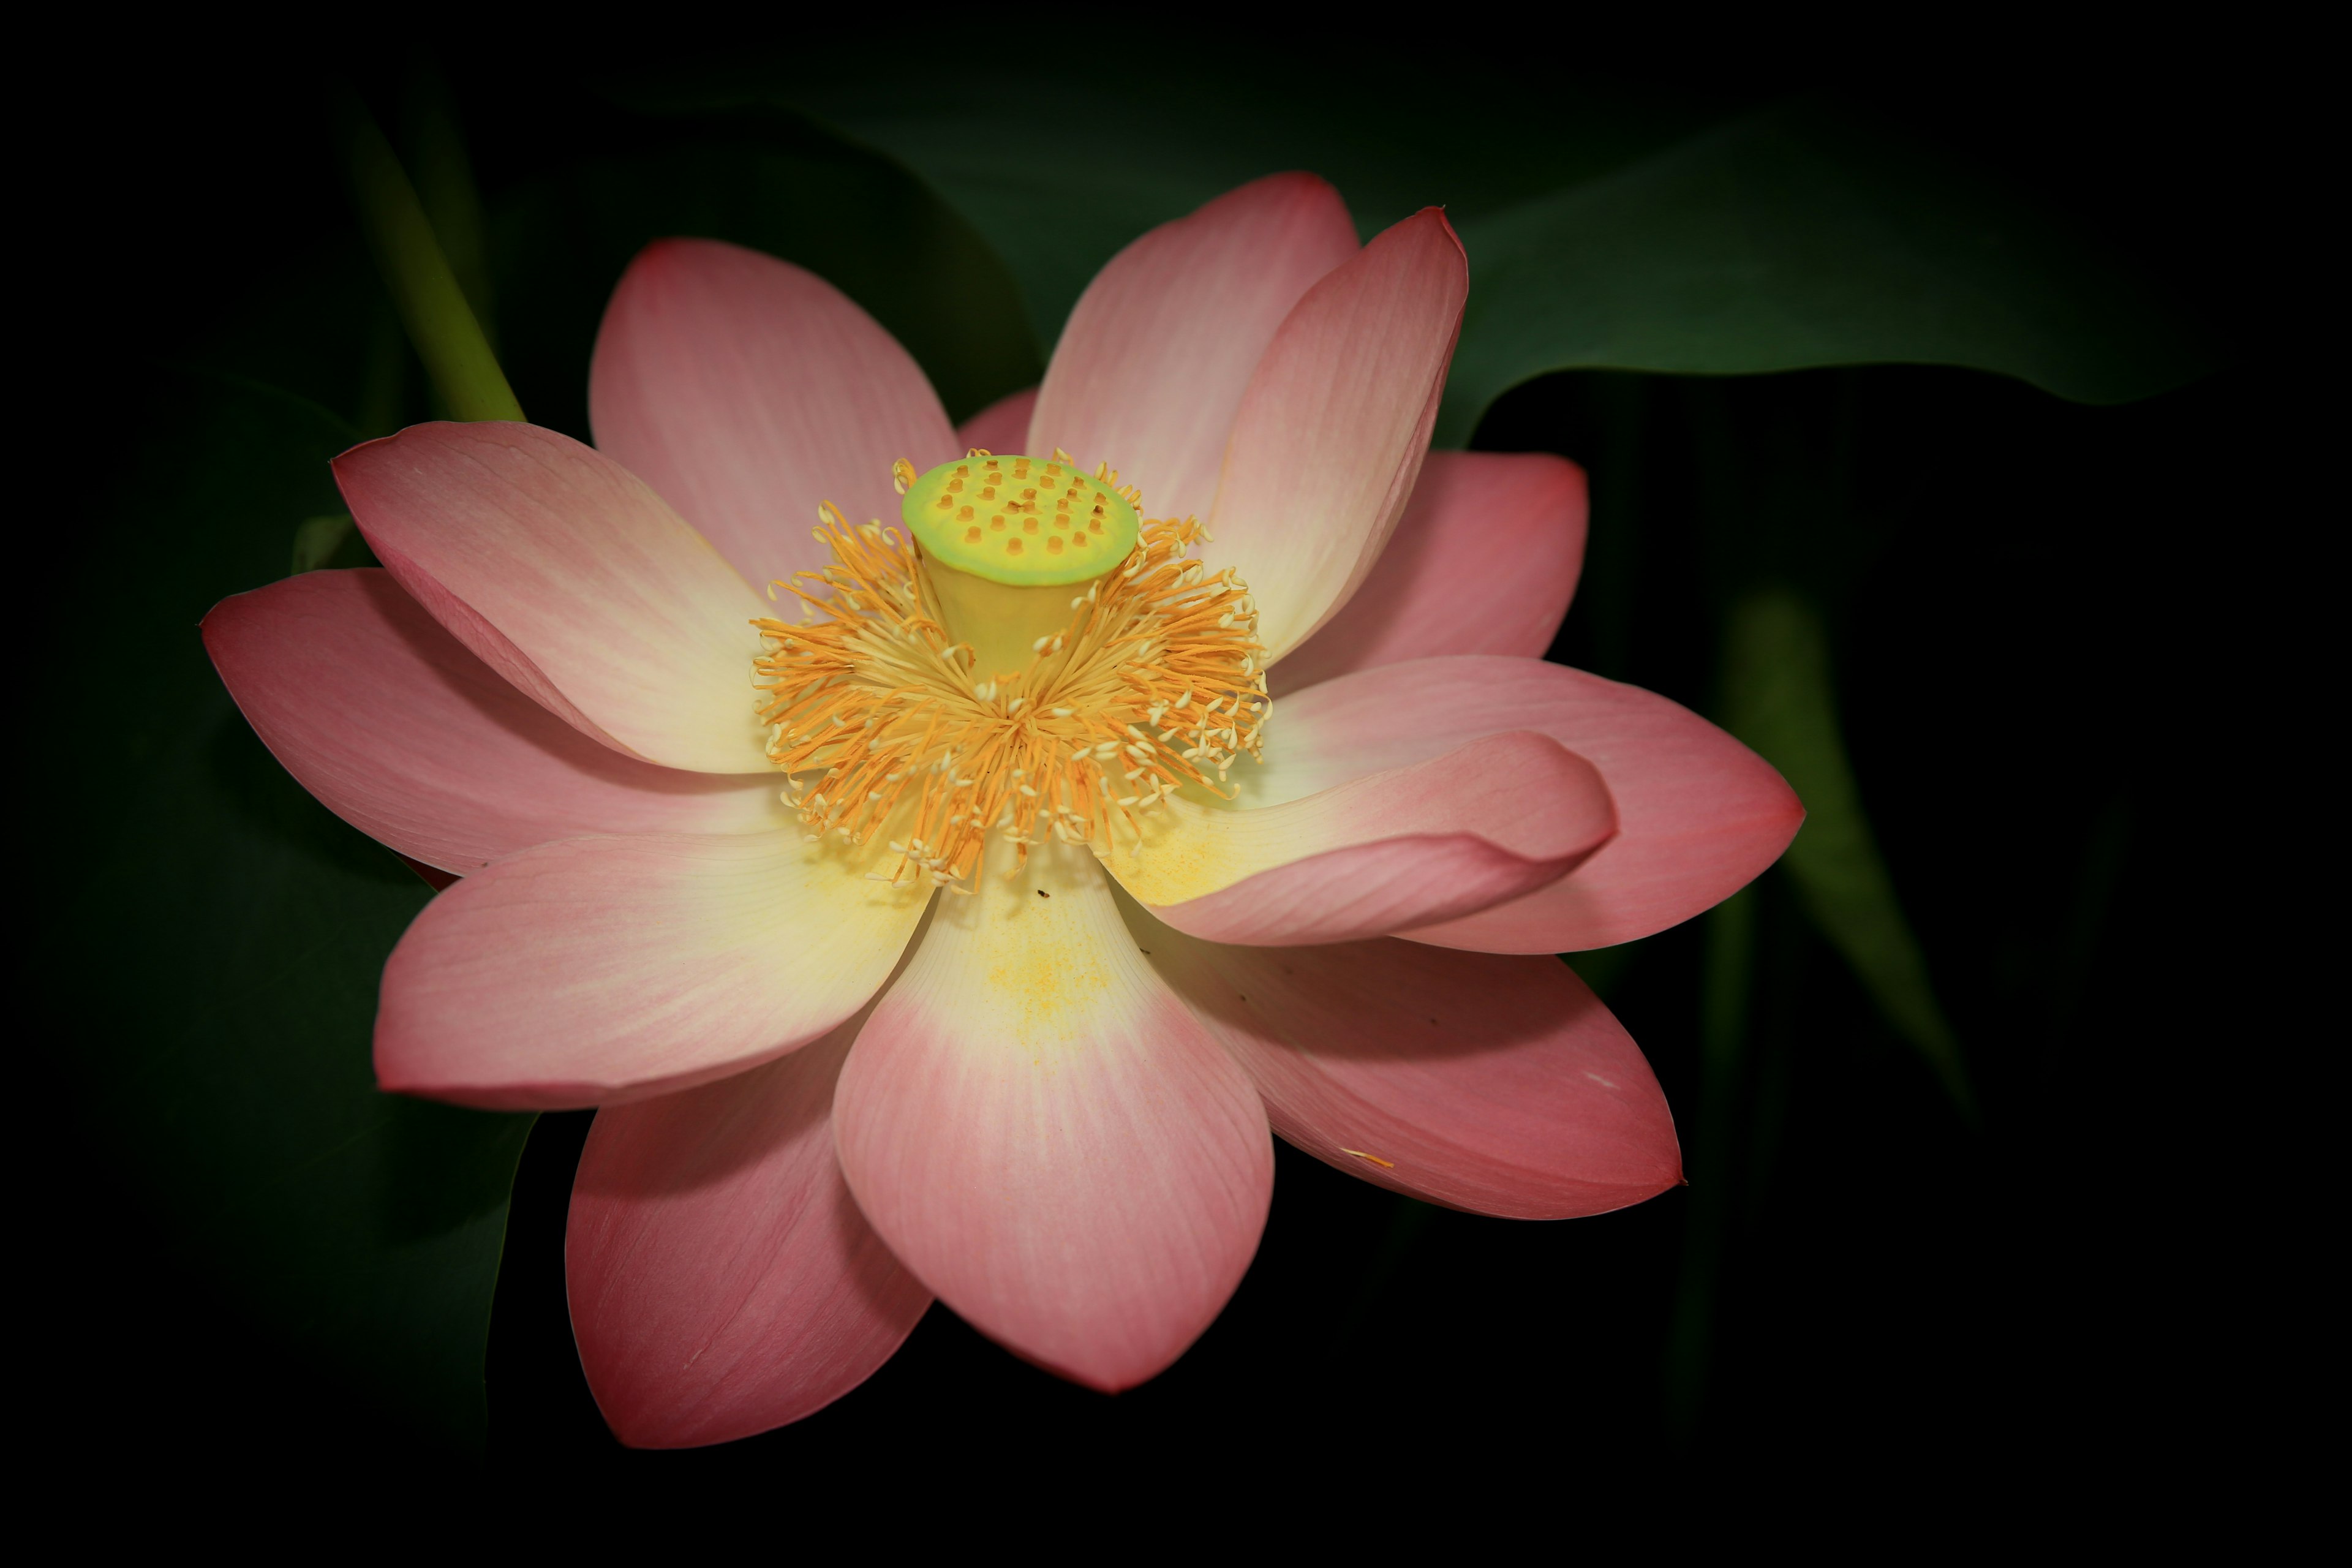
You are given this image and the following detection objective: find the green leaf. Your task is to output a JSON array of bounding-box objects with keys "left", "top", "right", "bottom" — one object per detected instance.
[
  {"left": 488, "top": 106, "right": 1042, "bottom": 430},
  {"left": 1719, "top": 587, "right": 1973, "bottom": 1113},
  {"left": 742, "top": 47, "right": 1711, "bottom": 361},
  {"left": 290, "top": 511, "right": 354, "bottom": 573},
  {"left": 761, "top": 62, "right": 2210, "bottom": 439},
  {"left": 1442, "top": 105, "right": 2214, "bottom": 442},
  {"left": 33, "top": 369, "right": 530, "bottom": 1455}
]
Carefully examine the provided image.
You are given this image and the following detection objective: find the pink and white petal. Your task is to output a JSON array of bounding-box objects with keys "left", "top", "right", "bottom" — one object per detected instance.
[
  {"left": 1207, "top": 209, "right": 1469, "bottom": 662},
  {"left": 957, "top": 386, "right": 1038, "bottom": 456},
  {"left": 1102, "top": 731, "right": 1616, "bottom": 946},
  {"left": 568, "top": 1006, "right": 932, "bottom": 1449},
  {"left": 1129, "top": 918, "right": 1681, "bottom": 1219},
  {"left": 1237, "top": 655, "right": 1800, "bottom": 952},
  {"left": 1028, "top": 174, "right": 1359, "bottom": 525},
  {"left": 590, "top": 238, "right": 960, "bottom": 592},
  {"left": 834, "top": 839, "right": 1271, "bottom": 1393},
  {"left": 375, "top": 829, "right": 930, "bottom": 1110},
  {"left": 336, "top": 421, "right": 772, "bottom": 774},
  {"left": 1271, "top": 451, "right": 1588, "bottom": 695},
  {"left": 205, "top": 570, "right": 787, "bottom": 874}
]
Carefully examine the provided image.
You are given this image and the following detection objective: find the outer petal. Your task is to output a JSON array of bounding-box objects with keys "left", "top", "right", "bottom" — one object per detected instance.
[
  {"left": 1028, "top": 174, "right": 1359, "bottom": 524},
  {"left": 1128, "top": 914, "right": 1681, "bottom": 1219},
  {"left": 834, "top": 840, "right": 1271, "bottom": 1392},
  {"left": 205, "top": 569, "right": 786, "bottom": 873},
  {"left": 589, "top": 238, "right": 960, "bottom": 592},
  {"left": 1207, "top": 208, "right": 1469, "bottom": 662},
  {"left": 1101, "top": 731, "right": 1618, "bottom": 946},
  {"left": 336, "top": 421, "right": 772, "bottom": 774},
  {"left": 957, "top": 386, "right": 1038, "bottom": 456},
  {"left": 568, "top": 1005, "right": 932, "bottom": 1449},
  {"left": 1238, "top": 656, "right": 1801, "bottom": 952},
  {"left": 375, "top": 830, "right": 930, "bottom": 1110},
  {"left": 1270, "top": 451, "right": 1588, "bottom": 695}
]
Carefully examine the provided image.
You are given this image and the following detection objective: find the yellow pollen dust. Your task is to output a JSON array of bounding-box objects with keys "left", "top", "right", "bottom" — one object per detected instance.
[{"left": 753, "top": 463, "right": 1270, "bottom": 891}]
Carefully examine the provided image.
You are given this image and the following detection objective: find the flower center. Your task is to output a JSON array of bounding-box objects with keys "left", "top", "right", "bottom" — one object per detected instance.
[{"left": 752, "top": 451, "right": 1269, "bottom": 890}]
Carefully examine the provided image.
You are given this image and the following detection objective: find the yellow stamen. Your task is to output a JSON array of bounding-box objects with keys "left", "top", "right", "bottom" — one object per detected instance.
[{"left": 752, "top": 470, "right": 1268, "bottom": 891}]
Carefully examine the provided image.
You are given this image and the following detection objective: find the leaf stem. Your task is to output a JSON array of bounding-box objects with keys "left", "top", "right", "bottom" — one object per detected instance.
[{"left": 336, "top": 92, "right": 522, "bottom": 424}]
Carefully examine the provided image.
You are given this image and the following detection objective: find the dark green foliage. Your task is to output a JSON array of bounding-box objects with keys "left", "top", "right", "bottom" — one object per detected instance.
[{"left": 31, "top": 373, "right": 530, "bottom": 1456}]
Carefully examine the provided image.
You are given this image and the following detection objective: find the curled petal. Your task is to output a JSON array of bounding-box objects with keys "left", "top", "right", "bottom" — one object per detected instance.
[
  {"left": 590, "top": 238, "right": 959, "bottom": 593},
  {"left": 336, "top": 421, "right": 772, "bottom": 774},
  {"left": 1030, "top": 173, "right": 1358, "bottom": 524},
  {"left": 956, "top": 385, "right": 1038, "bottom": 456},
  {"left": 205, "top": 569, "right": 786, "bottom": 872},
  {"left": 1130, "top": 915, "right": 1680, "bottom": 1218},
  {"left": 834, "top": 841, "right": 1271, "bottom": 1392},
  {"left": 1272, "top": 451, "right": 1587, "bottom": 693},
  {"left": 1103, "top": 731, "right": 1616, "bottom": 946},
  {"left": 375, "top": 831, "right": 930, "bottom": 1110},
  {"left": 1205, "top": 208, "right": 1469, "bottom": 661},
  {"left": 1239, "top": 656, "right": 1801, "bottom": 952},
  {"left": 568, "top": 1009, "right": 932, "bottom": 1449}
]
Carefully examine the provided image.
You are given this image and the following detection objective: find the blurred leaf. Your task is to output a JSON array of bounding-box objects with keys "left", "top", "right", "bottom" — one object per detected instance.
[
  {"left": 1721, "top": 587, "right": 1973, "bottom": 1112},
  {"left": 1665, "top": 884, "right": 1757, "bottom": 1437},
  {"left": 339, "top": 94, "right": 522, "bottom": 422},
  {"left": 1563, "top": 942, "right": 1640, "bottom": 1001},
  {"left": 490, "top": 106, "right": 1042, "bottom": 434},
  {"left": 401, "top": 63, "right": 497, "bottom": 346},
  {"left": 733, "top": 44, "right": 1713, "bottom": 359},
  {"left": 290, "top": 511, "right": 353, "bottom": 573},
  {"left": 755, "top": 55, "right": 2210, "bottom": 440},
  {"left": 31, "top": 368, "right": 530, "bottom": 1455},
  {"left": 1439, "top": 104, "right": 2215, "bottom": 442}
]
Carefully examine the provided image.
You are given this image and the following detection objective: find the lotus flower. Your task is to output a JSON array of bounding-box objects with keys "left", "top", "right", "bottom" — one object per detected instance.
[{"left": 203, "top": 175, "right": 1799, "bottom": 1447}]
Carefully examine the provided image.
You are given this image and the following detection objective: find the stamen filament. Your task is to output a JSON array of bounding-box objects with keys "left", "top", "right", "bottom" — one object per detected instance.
[{"left": 752, "top": 487, "right": 1267, "bottom": 889}]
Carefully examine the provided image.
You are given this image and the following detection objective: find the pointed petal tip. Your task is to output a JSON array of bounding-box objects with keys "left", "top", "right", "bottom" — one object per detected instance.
[
  {"left": 203, "top": 569, "right": 788, "bottom": 875},
  {"left": 591, "top": 236, "right": 957, "bottom": 595},
  {"left": 1408, "top": 202, "right": 1466, "bottom": 254},
  {"left": 1136, "top": 926, "right": 1683, "bottom": 1219},
  {"left": 1032, "top": 171, "right": 1360, "bottom": 524},
  {"left": 834, "top": 843, "right": 1271, "bottom": 1395},
  {"left": 1253, "top": 657, "right": 1807, "bottom": 953},
  {"left": 1203, "top": 200, "right": 1468, "bottom": 662}
]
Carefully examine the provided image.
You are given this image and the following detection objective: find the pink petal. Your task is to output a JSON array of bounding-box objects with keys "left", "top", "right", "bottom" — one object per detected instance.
[
  {"left": 1271, "top": 451, "right": 1588, "bottom": 695},
  {"left": 956, "top": 386, "right": 1038, "bottom": 456},
  {"left": 589, "top": 238, "right": 959, "bottom": 592},
  {"left": 336, "top": 421, "right": 773, "bottom": 774},
  {"left": 833, "top": 842, "right": 1271, "bottom": 1392},
  {"left": 1245, "top": 655, "right": 1801, "bottom": 952},
  {"left": 1103, "top": 731, "right": 1618, "bottom": 946},
  {"left": 568, "top": 1009, "right": 931, "bottom": 1449},
  {"left": 1135, "top": 924, "right": 1681, "bottom": 1218},
  {"left": 204, "top": 569, "right": 786, "bottom": 874},
  {"left": 1205, "top": 208, "right": 1469, "bottom": 661},
  {"left": 375, "top": 831, "right": 930, "bottom": 1110},
  {"left": 1027, "top": 174, "right": 1359, "bottom": 524}
]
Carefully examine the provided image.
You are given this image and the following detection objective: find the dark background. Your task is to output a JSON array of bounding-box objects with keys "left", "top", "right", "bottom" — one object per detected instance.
[{"left": 26, "top": 13, "right": 2297, "bottom": 1528}]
